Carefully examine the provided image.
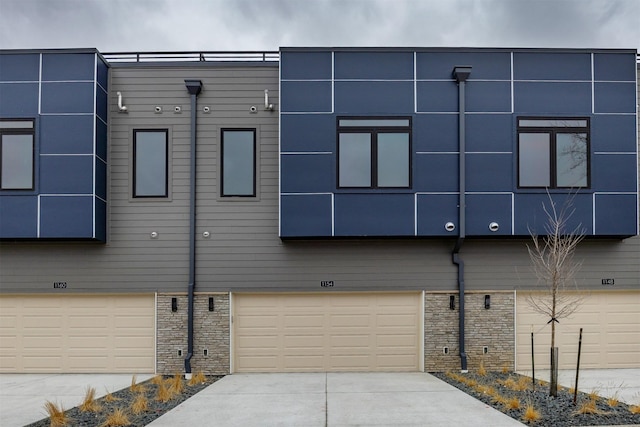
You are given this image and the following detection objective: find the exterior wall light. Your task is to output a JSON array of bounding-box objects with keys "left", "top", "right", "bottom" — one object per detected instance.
[
  {"left": 154, "top": 106, "right": 162, "bottom": 113},
  {"left": 150, "top": 231, "right": 159, "bottom": 239},
  {"left": 171, "top": 297, "right": 178, "bottom": 312},
  {"left": 489, "top": 222, "right": 499, "bottom": 232},
  {"left": 209, "top": 297, "right": 215, "bottom": 312},
  {"left": 202, "top": 231, "right": 211, "bottom": 238},
  {"left": 484, "top": 294, "right": 491, "bottom": 309},
  {"left": 445, "top": 222, "right": 456, "bottom": 232},
  {"left": 449, "top": 295, "right": 455, "bottom": 310}
]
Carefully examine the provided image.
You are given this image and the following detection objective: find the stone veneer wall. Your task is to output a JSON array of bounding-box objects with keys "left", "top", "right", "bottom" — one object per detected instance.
[
  {"left": 425, "top": 291, "right": 514, "bottom": 372},
  {"left": 157, "top": 293, "right": 230, "bottom": 375}
]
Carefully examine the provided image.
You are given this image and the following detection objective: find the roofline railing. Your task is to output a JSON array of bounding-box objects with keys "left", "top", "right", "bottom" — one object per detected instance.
[{"left": 101, "top": 51, "right": 279, "bottom": 63}]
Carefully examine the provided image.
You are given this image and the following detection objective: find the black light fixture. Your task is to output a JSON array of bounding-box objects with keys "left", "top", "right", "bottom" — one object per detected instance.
[
  {"left": 208, "top": 297, "right": 215, "bottom": 312},
  {"left": 449, "top": 295, "right": 455, "bottom": 310},
  {"left": 171, "top": 297, "right": 178, "bottom": 312},
  {"left": 484, "top": 294, "right": 491, "bottom": 309}
]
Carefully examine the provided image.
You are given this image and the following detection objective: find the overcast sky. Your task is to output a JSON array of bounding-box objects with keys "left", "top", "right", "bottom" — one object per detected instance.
[{"left": 0, "top": 0, "right": 638, "bottom": 53}]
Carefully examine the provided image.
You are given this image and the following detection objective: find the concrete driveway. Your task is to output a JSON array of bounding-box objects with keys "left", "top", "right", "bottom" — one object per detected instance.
[
  {"left": 147, "top": 372, "right": 523, "bottom": 426},
  {"left": 0, "top": 373, "right": 153, "bottom": 426}
]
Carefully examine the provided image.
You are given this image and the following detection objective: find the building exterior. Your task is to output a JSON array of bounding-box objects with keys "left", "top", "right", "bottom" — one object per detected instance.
[{"left": 0, "top": 47, "right": 638, "bottom": 375}]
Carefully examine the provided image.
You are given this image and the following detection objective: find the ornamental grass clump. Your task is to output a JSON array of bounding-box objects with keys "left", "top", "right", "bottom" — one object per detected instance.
[
  {"left": 44, "top": 400, "right": 69, "bottom": 427},
  {"left": 79, "top": 387, "right": 101, "bottom": 413},
  {"left": 100, "top": 407, "right": 131, "bottom": 427},
  {"left": 129, "top": 374, "right": 146, "bottom": 394},
  {"left": 522, "top": 402, "right": 541, "bottom": 424},
  {"left": 478, "top": 360, "right": 487, "bottom": 377},
  {"left": 169, "top": 373, "right": 185, "bottom": 395},
  {"left": 156, "top": 380, "right": 174, "bottom": 403},
  {"left": 130, "top": 394, "right": 149, "bottom": 415},
  {"left": 505, "top": 397, "right": 521, "bottom": 410},
  {"left": 189, "top": 371, "right": 207, "bottom": 386}
]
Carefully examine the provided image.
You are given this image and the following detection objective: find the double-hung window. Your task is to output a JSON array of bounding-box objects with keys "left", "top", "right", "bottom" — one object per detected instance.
[
  {"left": 517, "top": 118, "right": 589, "bottom": 189},
  {"left": 337, "top": 118, "right": 411, "bottom": 188},
  {"left": 0, "top": 119, "right": 35, "bottom": 190},
  {"left": 221, "top": 129, "right": 256, "bottom": 197},
  {"left": 133, "top": 129, "right": 168, "bottom": 197}
]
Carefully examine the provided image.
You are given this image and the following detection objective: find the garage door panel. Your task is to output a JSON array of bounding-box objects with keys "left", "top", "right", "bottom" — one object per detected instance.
[
  {"left": 234, "top": 292, "right": 420, "bottom": 372},
  {"left": 0, "top": 295, "right": 154, "bottom": 373},
  {"left": 517, "top": 291, "right": 640, "bottom": 369}
]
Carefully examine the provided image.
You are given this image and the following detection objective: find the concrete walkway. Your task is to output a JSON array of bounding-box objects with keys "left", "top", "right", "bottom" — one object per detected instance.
[
  {"left": 147, "top": 372, "right": 523, "bottom": 427},
  {"left": 0, "top": 373, "right": 154, "bottom": 427}
]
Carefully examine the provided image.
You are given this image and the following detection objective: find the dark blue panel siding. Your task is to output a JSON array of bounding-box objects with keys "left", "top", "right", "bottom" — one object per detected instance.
[
  {"left": 513, "top": 82, "right": 591, "bottom": 114},
  {"left": 594, "top": 82, "right": 636, "bottom": 114},
  {"left": 595, "top": 194, "right": 637, "bottom": 236},
  {"left": 42, "top": 53, "right": 95, "bottom": 81},
  {"left": 466, "top": 115, "right": 513, "bottom": 152},
  {"left": 94, "top": 198, "right": 106, "bottom": 241},
  {"left": 514, "top": 193, "right": 593, "bottom": 236},
  {"left": 281, "top": 154, "right": 334, "bottom": 193},
  {"left": 513, "top": 52, "right": 591, "bottom": 80},
  {"left": 281, "top": 51, "right": 332, "bottom": 80},
  {"left": 414, "top": 154, "right": 458, "bottom": 192},
  {"left": 413, "top": 114, "right": 458, "bottom": 152},
  {"left": 467, "top": 81, "right": 511, "bottom": 112},
  {"left": 96, "top": 118, "right": 107, "bottom": 160},
  {"left": 96, "top": 84, "right": 108, "bottom": 121},
  {"left": 334, "top": 81, "right": 413, "bottom": 114},
  {"left": 40, "top": 156, "right": 94, "bottom": 194},
  {"left": 281, "top": 114, "right": 335, "bottom": 152},
  {"left": 593, "top": 53, "right": 636, "bottom": 81},
  {"left": 0, "top": 54, "right": 39, "bottom": 81},
  {"left": 334, "top": 52, "right": 413, "bottom": 80},
  {"left": 281, "top": 81, "right": 332, "bottom": 112},
  {"left": 40, "top": 196, "right": 93, "bottom": 238},
  {"left": 466, "top": 154, "right": 512, "bottom": 192},
  {"left": 41, "top": 82, "right": 94, "bottom": 114},
  {"left": 416, "top": 194, "right": 458, "bottom": 236},
  {"left": 96, "top": 56, "right": 109, "bottom": 89},
  {"left": 466, "top": 194, "right": 512, "bottom": 235},
  {"left": 591, "top": 115, "right": 637, "bottom": 152},
  {"left": 95, "top": 158, "right": 107, "bottom": 200},
  {"left": 334, "top": 194, "right": 414, "bottom": 236},
  {"left": 0, "top": 196, "right": 37, "bottom": 238},
  {"left": 416, "top": 52, "right": 511, "bottom": 80},
  {"left": 280, "top": 194, "right": 333, "bottom": 237},
  {"left": 0, "top": 83, "right": 39, "bottom": 116},
  {"left": 416, "top": 81, "right": 457, "bottom": 112},
  {"left": 40, "top": 115, "right": 94, "bottom": 154},
  {"left": 592, "top": 154, "right": 637, "bottom": 192}
]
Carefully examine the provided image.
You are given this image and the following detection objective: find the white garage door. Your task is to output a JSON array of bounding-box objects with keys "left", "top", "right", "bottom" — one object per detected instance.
[
  {"left": 233, "top": 292, "right": 422, "bottom": 373},
  {"left": 0, "top": 295, "right": 155, "bottom": 373},
  {"left": 516, "top": 291, "right": 640, "bottom": 370}
]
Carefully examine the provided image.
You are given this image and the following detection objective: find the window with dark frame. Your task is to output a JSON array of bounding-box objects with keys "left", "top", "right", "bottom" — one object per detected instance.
[
  {"left": 0, "top": 119, "right": 35, "bottom": 190},
  {"left": 337, "top": 118, "right": 411, "bottom": 189},
  {"left": 221, "top": 129, "right": 256, "bottom": 197},
  {"left": 517, "top": 118, "right": 589, "bottom": 189},
  {"left": 133, "top": 129, "right": 168, "bottom": 197}
]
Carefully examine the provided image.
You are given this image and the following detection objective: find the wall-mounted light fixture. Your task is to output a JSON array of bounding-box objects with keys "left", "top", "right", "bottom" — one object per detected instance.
[
  {"left": 174, "top": 106, "right": 182, "bottom": 113},
  {"left": 449, "top": 295, "right": 455, "bottom": 310},
  {"left": 171, "top": 297, "right": 178, "bottom": 312},
  {"left": 264, "top": 89, "right": 274, "bottom": 111},
  {"left": 208, "top": 297, "right": 215, "bottom": 312},
  {"left": 203, "top": 106, "right": 211, "bottom": 113},
  {"left": 445, "top": 222, "right": 456, "bottom": 232},
  {"left": 249, "top": 105, "right": 257, "bottom": 113},
  {"left": 154, "top": 106, "right": 162, "bottom": 113},
  {"left": 117, "top": 92, "right": 128, "bottom": 113},
  {"left": 150, "top": 231, "right": 159, "bottom": 239},
  {"left": 202, "top": 231, "right": 210, "bottom": 238},
  {"left": 489, "top": 222, "right": 499, "bottom": 232},
  {"left": 484, "top": 294, "right": 491, "bottom": 309}
]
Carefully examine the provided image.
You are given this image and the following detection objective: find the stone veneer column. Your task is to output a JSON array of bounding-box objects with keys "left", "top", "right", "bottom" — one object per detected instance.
[
  {"left": 157, "top": 293, "right": 230, "bottom": 375},
  {"left": 425, "top": 292, "right": 514, "bottom": 372}
]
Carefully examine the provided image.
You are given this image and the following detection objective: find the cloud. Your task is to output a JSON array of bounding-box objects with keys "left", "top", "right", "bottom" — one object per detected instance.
[{"left": 0, "top": 0, "right": 637, "bottom": 51}]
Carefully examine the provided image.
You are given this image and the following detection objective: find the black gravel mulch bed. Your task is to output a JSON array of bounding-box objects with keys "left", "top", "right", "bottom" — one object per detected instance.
[
  {"left": 25, "top": 375, "right": 223, "bottom": 427},
  {"left": 433, "top": 371, "right": 640, "bottom": 426}
]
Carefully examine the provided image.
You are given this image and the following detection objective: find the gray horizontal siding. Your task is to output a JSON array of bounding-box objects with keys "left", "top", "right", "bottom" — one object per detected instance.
[{"left": 0, "top": 64, "right": 638, "bottom": 294}]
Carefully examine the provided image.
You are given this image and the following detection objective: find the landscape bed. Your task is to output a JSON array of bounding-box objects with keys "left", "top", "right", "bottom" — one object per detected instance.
[
  {"left": 26, "top": 374, "right": 222, "bottom": 427},
  {"left": 433, "top": 371, "right": 640, "bottom": 426}
]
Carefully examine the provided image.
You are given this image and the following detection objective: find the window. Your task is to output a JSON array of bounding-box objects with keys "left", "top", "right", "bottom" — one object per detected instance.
[
  {"left": 221, "top": 129, "right": 256, "bottom": 197},
  {"left": 1, "top": 120, "right": 34, "bottom": 190},
  {"left": 133, "top": 129, "right": 168, "bottom": 197},
  {"left": 517, "top": 118, "right": 589, "bottom": 188},
  {"left": 338, "top": 118, "right": 411, "bottom": 188}
]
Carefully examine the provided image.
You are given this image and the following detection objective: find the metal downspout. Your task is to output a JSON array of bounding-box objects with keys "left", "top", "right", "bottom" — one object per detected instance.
[
  {"left": 452, "top": 66, "right": 471, "bottom": 372},
  {"left": 184, "top": 79, "right": 203, "bottom": 376}
]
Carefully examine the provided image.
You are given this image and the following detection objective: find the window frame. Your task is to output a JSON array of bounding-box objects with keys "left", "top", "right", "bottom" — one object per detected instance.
[
  {"left": 220, "top": 128, "right": 257, "bottom": 198},
  {"left": 0, "top": 119, "right": 35, "bottom": 191},
  {"left": 132, "top": 128, "right": 169, "bottom": 198},
  {"left": 517, "top": 117, "right": 590, "bottom": 189},
  {"left": 336, "top": 117, "right": 412, "bottom": 189}
]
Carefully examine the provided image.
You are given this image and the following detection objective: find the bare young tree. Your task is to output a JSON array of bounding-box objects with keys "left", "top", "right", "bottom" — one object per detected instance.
[{"left": 526, "top": 194, "right": 586, "bottom": 397}]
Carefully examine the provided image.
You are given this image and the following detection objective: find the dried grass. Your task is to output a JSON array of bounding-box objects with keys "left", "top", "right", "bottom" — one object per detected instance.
[
  {"left": 189, "top": 371, "right": 207, "bottom": 386},
  {"left": 129, "top": 375, "right": 146, "bottom": 394},
  {"left": 629, "top": 405, "right": 640, "bottom": 414},
  {"left": 607, "top": 391, "right": 620, "bottom": 408},
  {"left": 130, "top": 394, "right": 149, "bottom": 415},
  {"left": 505, "top": 397, "right": 521, "bottom": 410},
  {"left": 169, "top": 373, "right": 184, "bottom": 394},
  {"left": 478, "top": 360, "right": 487, "bottom": 377},
  {"left": 100, "top": 407, "right": 131, "bottom": 427},
  {"left": 44, "top": 400, "right": 69, "bottom": 427},
  {"left": 522, "top": 402, "right": 541, "bottom": 423},
  {"left": 151, "top": 375, "right": 165, "bottom": 385},
  {"left": 156, "top": 381, "right": 174, "bottom": 403},
  {"left": 79, "top": 387, "right": 101, "bottom": 413}
]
